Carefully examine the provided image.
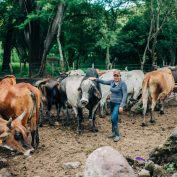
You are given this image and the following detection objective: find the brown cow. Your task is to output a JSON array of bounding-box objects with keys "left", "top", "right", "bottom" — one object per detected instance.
[
  {"left": 0, "top": 112, "right": 34, "bottom": 156},
  {"left": 142, "top": 68, "right": 175, "bottom": 126},
  {"left": 0, "top": 75, "right": 40, "bottom": 148}
]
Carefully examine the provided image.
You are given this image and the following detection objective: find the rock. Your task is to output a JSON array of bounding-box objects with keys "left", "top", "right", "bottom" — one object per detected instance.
[
  {"left": 167, "top": 153, "right": 177, "bottom": 164},
  {"left": 145, "top": 160, "right": 155, "bottom": 172},
  {"left": 172, "top": 173, "right": 177, "bottom": 177},
  {"left": 84, "top": 146, "right": 136, "bottom": 177},
  {"left": 138, "top": 169, "right": 150, "bottom": 177},
  {"left": 63, "top": 161, "right": 81, "bottom": 169},
  {"left": 149, "top": 126, "right": 177, "bottom": 164},
  {"left": 138, "top": 169, "right": 151, "bottom": 177},
  {"left": 165, "top": 92, "right": 177, "bottom": 106},
  {"left": 153, "top": 164, "right": 165, "bottom": 177},
  {"left": 0, "top": 168, "right": 12, "bottom": 177},
  {"left": 130, "top": 100, "right": 143, "bottom": 114}
]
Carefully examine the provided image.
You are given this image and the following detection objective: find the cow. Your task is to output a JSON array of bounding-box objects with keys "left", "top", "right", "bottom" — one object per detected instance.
[
  {"left": 99, "top": 70, "right": 144, "bottom": 117},
  {"left": 67, "top": 69, "right": 85, "bottom": 76},
  {"left": 0, "top": 112, "right": 34, "bottom": 156},
  {"left": 142, "top": 68, "right": 176, "bottom": 126},
  {"left": 0, "top": 75, "right": 39, "bottom": 148},
  {"left": 34, "top": 79, "right": 65, "bottom": 126},
  {"left": 61, "top": 68, "right": 101, "bottom": 133}
]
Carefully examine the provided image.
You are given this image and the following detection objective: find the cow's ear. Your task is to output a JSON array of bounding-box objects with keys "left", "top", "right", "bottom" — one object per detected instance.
[
  {"left": 16, "top": 111, "right": 26, "bottom": 123},
  {"left": 93, "top": 87, "right": 101, "bottom": 99}
]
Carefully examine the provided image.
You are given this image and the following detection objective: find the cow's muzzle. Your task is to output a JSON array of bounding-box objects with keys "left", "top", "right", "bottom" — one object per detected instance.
[
  {"left": 24, "top": 147, "right": 34, "bottom": 156},
  {"left": 80, "top": 99, "right": 88, "bottom": 107}
]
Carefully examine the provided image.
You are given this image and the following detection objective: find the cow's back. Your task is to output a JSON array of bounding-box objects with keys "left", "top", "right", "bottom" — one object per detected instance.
[
  {"left": 62, "top": 75, "right": 84, "bottom": 107},
  {"left": 142, "top": 69, "right": 175, "bottom": 99}
]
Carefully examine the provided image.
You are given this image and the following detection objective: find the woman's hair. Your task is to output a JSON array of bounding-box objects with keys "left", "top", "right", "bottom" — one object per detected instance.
[{"left": 113, "top": 70, "right": 121, "bottom": 75}]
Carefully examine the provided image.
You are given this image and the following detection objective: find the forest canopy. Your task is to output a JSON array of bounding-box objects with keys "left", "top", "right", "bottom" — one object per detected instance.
[{"left": 0, "top": 0, "right": 177, "bottom": 77}]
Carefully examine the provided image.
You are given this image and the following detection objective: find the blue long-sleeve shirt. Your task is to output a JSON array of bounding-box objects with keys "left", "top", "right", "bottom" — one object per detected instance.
[{"left": 95, "top": 78, "right": 128, "bottom": 107}]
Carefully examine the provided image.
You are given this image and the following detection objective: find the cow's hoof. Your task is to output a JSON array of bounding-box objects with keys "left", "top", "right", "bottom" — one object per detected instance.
[
  {"left": 150, "top": 120, "right": 156, "bottom": 123},
  {"left": 90, "top": 127, "right": 98, "bottom": 132},
  {"left": 77, "top": 130, "right": 82, "bottom": 134},
  {"left": 141, "top": 123, "right": 147, "bottom": 127},
  {"left": 49, "top": 122, "right": 55, "bottom": 126},
  {"left": 160, "top": 110, "right": 164, "bottom": 115},
  {"left": 39, "top": 123, "right": 43, "bottom": 127}
]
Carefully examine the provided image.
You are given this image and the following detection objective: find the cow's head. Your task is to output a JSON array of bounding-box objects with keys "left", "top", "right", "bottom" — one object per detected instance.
[
  {"left": 169, "top": 66, "right": 177, "bottom": 83},
  {"left": 1, "top": 75, "right": 16, "bottom": 85},
  {"left": 79, "top": 79, "right": 101, "bottom": 108},
  {"left": 0, "top": 112, "right": 34, "bottom": 156}
]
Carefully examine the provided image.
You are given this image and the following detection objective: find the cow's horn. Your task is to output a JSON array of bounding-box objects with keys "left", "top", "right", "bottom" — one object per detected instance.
[
  {"left": 7, "top": 117, "right": 13, "bottom": 129},
  {"left": 34, "top": 78, "right": 50, "bottom": 87},
  {"left": 16, "top": 111, "right": 26, "bottom": 123},
  {"left": 0, "top": 132, "right": 9, "bottom": 138}
]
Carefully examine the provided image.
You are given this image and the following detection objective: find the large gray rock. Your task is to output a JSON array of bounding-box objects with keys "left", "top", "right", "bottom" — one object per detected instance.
[
  {"left": 84, "top": 146, "right": 137, "bottom": 177},
  {"left": 149, "top": 126, "right": 177, "bottom": 164}
]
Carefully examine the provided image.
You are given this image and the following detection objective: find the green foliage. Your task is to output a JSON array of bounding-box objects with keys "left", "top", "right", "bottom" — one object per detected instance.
[
  {"left": 1, "top": 0, "right": 177, "bottom": 75},
  {"left": 164, "top": 162, "right": 177, "bottom": 173}
]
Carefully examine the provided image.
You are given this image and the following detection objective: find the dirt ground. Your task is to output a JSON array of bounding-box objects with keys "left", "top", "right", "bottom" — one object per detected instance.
[{"left": 1, "top": 106, "right": 177, "bottom": 177}]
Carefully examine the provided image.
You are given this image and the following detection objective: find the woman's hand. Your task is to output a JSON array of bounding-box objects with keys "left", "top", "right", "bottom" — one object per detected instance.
[
  {"left": 119, "top": 107, "right": 123, "bottom": 113},
  {"left": 89, "top": 77, "right": 96, "bottom": 81}
]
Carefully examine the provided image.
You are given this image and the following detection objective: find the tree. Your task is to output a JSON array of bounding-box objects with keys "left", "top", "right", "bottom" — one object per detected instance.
[{"left": 141, "top": 0, "right": 176, "bottom": 70}]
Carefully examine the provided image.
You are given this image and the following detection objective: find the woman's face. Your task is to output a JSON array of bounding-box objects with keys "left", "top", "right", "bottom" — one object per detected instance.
[{"left": 113, "top": 74, "right": 121, "bottom": 82}]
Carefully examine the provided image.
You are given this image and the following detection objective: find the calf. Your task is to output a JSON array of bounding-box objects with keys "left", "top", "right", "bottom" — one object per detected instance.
[
  {"left": 0, "top": 112, "right": 34, "bottom": 156},
  {"left": 142, "top": 68, "right": 175, "bottom": 126},
  {"left": 34, "top": 79, "right": 65, "bottom": 126}
]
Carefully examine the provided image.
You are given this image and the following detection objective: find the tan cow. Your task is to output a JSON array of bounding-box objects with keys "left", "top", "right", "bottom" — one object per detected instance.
[
  {"left": 142, "top": 68, "right": 175, "bottom": 126},
  {"left": 0, "top": 112, "right": 34, "bottom": 156},
  {"left": 0, "top": 75, "right": 40, "bottom": 148}
]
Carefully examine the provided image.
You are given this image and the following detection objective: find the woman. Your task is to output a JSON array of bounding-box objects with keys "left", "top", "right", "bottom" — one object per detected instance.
[{"left": 89, "top": 70, "right": 127, "bottom": 142}]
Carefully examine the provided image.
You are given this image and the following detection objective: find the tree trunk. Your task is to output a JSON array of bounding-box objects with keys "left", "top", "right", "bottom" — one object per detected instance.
[
  {"left": 105, "top": 46, "right": 111, "bottom": 70},
  {"left": 169, "top": 49, "right": 176, "bottom": 66},
  {"left": 29, "top": 21, "right": 43, "bottom": 77},
  {"left": 2, "top": 25, "right": 14, "bottom": 72},
  {"left": 57, "top": 17, "right": 64, "bottom": 72},
  {"left": 57, "top": 39, "right": 64, "bottom": 72},
  {"left": 38, "top": 3, "right": 65, "bottom": 76}
]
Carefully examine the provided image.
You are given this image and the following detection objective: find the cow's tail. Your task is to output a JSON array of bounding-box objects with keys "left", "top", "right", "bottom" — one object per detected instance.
[
  {"left": 142, "top": 78, "right": 150, "bottom": 117},
  {"left": 29, "top": 91, "right": 36, "bottom": 123}
]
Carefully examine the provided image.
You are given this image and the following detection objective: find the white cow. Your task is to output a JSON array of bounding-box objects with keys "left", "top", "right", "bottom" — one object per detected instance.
[
  {"left": 99, "top": 70, "right": 144, "bottom": 117},
  {"left": 67, "top": 69, "right": 85, "bottom": 76}
]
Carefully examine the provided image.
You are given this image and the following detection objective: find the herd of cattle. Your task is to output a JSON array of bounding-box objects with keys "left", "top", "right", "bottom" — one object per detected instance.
[{"left": 0, "top": 67, "right": 177, "bottom": 156}]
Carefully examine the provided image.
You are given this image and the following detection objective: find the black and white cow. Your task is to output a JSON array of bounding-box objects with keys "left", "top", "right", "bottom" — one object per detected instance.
[{"left": 61, "top": 68, "right": 101, "bottom": 133}]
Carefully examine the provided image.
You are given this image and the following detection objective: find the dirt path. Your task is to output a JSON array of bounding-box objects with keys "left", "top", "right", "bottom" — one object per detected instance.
[{"left": 1, "top": 106, "right": 177, "bottom": 177}]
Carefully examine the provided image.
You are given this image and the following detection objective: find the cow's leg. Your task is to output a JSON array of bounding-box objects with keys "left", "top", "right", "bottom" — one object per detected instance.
[
  {"left": 39, "top": 103, "right": 44, "bottom": 127},
  {"left": 56, "top": 104, "right": 61, "bottom": 121},
  {"left": 90, "top": 102, "right": 100, "bottom": 132},
  {"left": 100, "top": 102, "right": 105, "bottom": 118},
  {"left": 142, "top": 96, "right": 148, "bottom": 126},
  {"left": 65, "top": 103, "right": 71, "bottom": 126},
  {"left": 150, "top": 97, "right": 157, "bottom": 123},
  {"left": 31, "top": 115, "right": 39, "bottom": 149},
  {"left": 159, "top": 101, "right": 165, "bottom": 114},
  {"left": 158, "top": 92, "right": 167, "bottom": 115},
  {"left": 77, "top": 108, "right": 83, "bottom": 133},
  {"left": 47, "top": 104, "right": 55, "bottom": 126}
]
